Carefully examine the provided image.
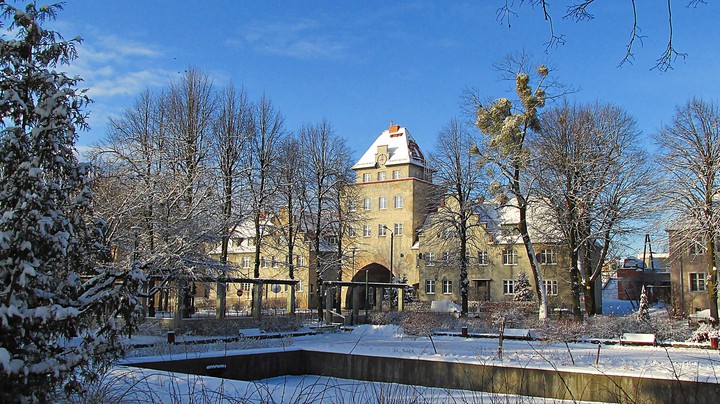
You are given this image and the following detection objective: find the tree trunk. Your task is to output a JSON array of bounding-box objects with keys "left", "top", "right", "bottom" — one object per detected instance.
[
  {"left": 707, "top": 238, "right": 719, "bottom": 324},
  {"left": 517, "top": 195, "right": 548, "bottom": 321}
]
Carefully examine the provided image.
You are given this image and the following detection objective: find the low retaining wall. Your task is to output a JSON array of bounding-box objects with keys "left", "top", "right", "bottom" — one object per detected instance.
[{"left": 130, "top": 350, "right": 719, "bottom": 403}]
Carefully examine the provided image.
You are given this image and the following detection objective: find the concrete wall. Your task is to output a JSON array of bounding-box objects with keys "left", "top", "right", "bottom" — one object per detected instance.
[{"left": 130, "top": 349, "right": 719, "bottom": 403}]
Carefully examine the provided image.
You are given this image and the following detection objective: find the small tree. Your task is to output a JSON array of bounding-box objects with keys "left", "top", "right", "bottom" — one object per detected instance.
[
  {"left": 637, "top": 285, "right": 650, "bottom": 322},
  {"left": 513, "top": 271, "right": 534, "bottom": 302}
]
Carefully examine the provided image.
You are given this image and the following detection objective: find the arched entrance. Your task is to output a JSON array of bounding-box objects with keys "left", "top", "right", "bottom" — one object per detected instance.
[{"left": 344, "top": 263, "right": 392, "bottom": 309}]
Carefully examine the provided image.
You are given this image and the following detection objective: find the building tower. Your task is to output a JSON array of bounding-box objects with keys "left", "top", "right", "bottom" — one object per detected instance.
[{"left": 346, "top": 124, "right": 433, "bottom": 303}]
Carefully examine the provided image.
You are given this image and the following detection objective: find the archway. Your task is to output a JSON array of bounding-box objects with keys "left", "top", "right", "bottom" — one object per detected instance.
[{"left": 344, "top": 263, "right": 392, "bottom": 309}]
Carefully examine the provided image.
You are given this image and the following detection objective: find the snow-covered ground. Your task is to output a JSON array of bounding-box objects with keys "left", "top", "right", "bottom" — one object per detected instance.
[
  {"left": 112, "top": 323, "right": 720, "bottom": 403},
  {"left": 105, "top": 284, "right": 716, "bottom": 403}
]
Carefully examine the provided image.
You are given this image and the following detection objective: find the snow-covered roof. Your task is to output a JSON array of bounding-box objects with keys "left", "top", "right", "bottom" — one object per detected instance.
[
  {"left": 417, "top": 197, "right": 564, "bottom": 246},
  {"left": 351, "top": 124, "right": 428, "bottom": 170}
]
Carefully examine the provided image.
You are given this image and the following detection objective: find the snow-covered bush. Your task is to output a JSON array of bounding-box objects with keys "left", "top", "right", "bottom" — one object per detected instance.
[
  {"left": 0, "top": 3, "right": 142, "bottom": 401},
  {"left": 688, "top": 323, "right": 719, "bottom": 343}
]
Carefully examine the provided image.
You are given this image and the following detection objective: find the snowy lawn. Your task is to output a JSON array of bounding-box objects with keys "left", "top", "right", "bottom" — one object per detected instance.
[{"left": 109, "top": 324, "right": 720, "bottom": 403}]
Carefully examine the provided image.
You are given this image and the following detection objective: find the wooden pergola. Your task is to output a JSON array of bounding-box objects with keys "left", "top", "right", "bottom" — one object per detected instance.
[
  {"left": 323, "top": 280, "right": 407, "bottom": 325},
  {"left": 149, "top": 275, "right": 300, "bottom": 326}
]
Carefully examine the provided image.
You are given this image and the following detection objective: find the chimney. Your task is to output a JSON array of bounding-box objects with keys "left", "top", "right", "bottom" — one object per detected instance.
[{"left": 389, "top": 122, "right": 400, "bottom": 133}]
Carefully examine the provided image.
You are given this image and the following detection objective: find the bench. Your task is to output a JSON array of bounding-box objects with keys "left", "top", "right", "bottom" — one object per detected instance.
[
  {"left": 503, "top": 328, "right": 535, "bottom": 340},
  {"left": 620, "top": 333, "right": 656, "bottom": 346}
]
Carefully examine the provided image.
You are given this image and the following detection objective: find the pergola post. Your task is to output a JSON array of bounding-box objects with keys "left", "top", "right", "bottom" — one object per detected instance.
[
  {"left": 397, "top": 287, "right": 404, "bottom": 312},
  {"left": 375, "top": 287, "right": 384, "bottom": 311},
  {"left": 252, "top": 282, "right": 263, "bottom": 320},
  {"left": 324, "top": 286, "right": 334, "bottom": 324},
  {"left": 352, "top": 285, "right": 361, "bottom": 324},
  {"left": 215, "top": 282, "right": 226, "bottom": 319},
  {"left": 287, "top": 285, "right": 296, "bottom": 315}
]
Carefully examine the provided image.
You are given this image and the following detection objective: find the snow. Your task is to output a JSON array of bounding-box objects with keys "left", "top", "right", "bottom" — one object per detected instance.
[
  {"left": 601, "top": 278, "right": 635, "bottom": 316},
  {"left": 0, "top": 347, "right": 9, "bottom": 371},
  {"left": 351, "top": 126, "right": 428, "bottom": 170},
  {"left": 102, "top": 368, "right": 586, "bottom": 403},
  {"left": 111, "top": 322, "right": 720, "bottom": 402},
  {"left": 430, "top": 299, "right": 461, "bottom": 313}
]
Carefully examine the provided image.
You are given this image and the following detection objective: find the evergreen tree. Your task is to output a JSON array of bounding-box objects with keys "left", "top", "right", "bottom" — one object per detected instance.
[
  {"left": 513, "top": 271, "right": 534, "bottom": 302},
  {"left": 0, "top": 3, "right": 142, "bottom": 401}
]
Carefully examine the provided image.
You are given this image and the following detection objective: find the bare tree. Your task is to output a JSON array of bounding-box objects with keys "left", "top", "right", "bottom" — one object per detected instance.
[
  {"left": 657, "top": 98, "right": 720, "bottom": 323},
  {"left": 163, "top": 67, "right": 219, "bottom": 321},
  {"left": 272, "top": 134, "right": 308, "bottom": 284},
  {"left": 496, "top": 0, "right": 709, "bottom": 71},
  {"left": 300, "top": 120, "right": 351, "bottom": 319},
  {"left": 210, "top": 82, "right": 251, "bottom": 318},
  {"left": 474, "top": 60, "right": 552, "bottom": 320},
  {"left": 92, "top": 68, "right": 221, "bottom": 324},
  {"left": 427, "top": 118, "right": 489, "bottom": 316},
  {"left": 531, "top": 101, "right": 655, "bottom": 317},
  {"left": 241, "top": 95, "right": 285, "bottom": 283}
]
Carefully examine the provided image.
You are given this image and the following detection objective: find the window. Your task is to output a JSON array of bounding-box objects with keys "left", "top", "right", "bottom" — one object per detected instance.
[
  {"left": 442, "top": 280, "right": 453, "bottom": 294},
  {"left": 272, "top": 256, "right": 279, "bottom": 268},
  {"left": 425, "top": 279, "right": 436, "bottom": 294},
  {"left": 378, "top": 224, "right": 387, "bottom": 237},
  {"left": 394, "top": 222, "right": 403, "bottom": 236},
  {"left": 690, "top": 273, "right": 707, "bottom": 292},
  {"left": 327, "top": 235, "right": 338, "bottom": 245},
  {"left": 394, "top": 195, "right": 404, "bottom": 209},
  {"left": 502, "top": 249, "right": 518, "bottom": 266},
  {"left": 425, "top": 252, "right": 435, "bottom": 266},
  {"left": 363, "top": 197, "right": 371, "bottom": 210},
  {"left": 690, "top": 241, "right": 705, "bottom": 256},
  {"left": 348, "top": 226, "right": 357, "bottom": 237},
  {"left": 239, "top": 282, "right": 251, "bottom": 291},
  {"left": 377, "top": 171, "right": 386, "bottom": 181},
  {"left": 478, "top": 251, "right": 489, "bottom": 265},
  {"left": 296, "top": 256, "right": 305, "bottom": 267},
  {"left": 392, "top": 170, "right": 401, "bottom": 179},
  {"left": 543, "top": 280, "right": 558, "bottom": 295},
  {"left": 538, "top": 249, "right": 557, "bottom": 265},
  {"left": 363, "top": 224, "right": 372, "bottom": 237},
  {"left": 363, "top": 173, "right": 371, "bottom": 182},
  {"left": 295, "top": 280, "right": 303, "bottom": 292},
  {"left": 503, "top": 279, "right": 515, "bottom": 295},
  {"left": 442, "top": 251, "right": 450, "bottom": 263},
  {"left": 348, "top": 200, "right": 357, "bottom": 212},
  {"left": 242, "top": 256, "right": 251, "bottom": 269},
  {"left": 379, "top": 196, "right": 387, "bottom": 209},
  {"left": 260, "top": 256, "right": 267, "bottom": 268}
]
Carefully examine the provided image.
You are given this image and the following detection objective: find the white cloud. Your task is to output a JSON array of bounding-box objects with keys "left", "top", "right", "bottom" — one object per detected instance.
[
  {"left": 68, "top": 34, "right": 173, "bottom": 99},
  {"left": 233, "top": 19, "right": 350, "bottom": 60}
]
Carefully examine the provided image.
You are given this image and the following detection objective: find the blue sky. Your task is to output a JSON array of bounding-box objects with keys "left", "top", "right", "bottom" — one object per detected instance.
[{"left": 48, "top": 0, "right": 720, "bottom": 161}]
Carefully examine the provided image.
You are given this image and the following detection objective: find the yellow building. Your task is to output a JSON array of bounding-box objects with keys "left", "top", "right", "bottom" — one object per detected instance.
[
  {"left": 207, "top": 211, "right": 321, "bottom": 311},
  {"left": 343, "top": 124, "right": 597, "bottom": 312},
  {"left": 343, "top": 124, "right": 434, "bottom": 300},
  {"left": 206, "top": 124, "right": 596, "bottom": 314}
]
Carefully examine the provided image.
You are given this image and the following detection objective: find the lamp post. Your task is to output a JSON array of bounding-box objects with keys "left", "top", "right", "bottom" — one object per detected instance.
[{"left": 382, "top": 225, "right": 394, "bottom": 282}]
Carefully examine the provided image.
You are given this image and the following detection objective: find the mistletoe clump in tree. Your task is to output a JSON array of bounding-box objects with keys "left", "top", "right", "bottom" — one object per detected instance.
[
  {"left": 474, "top": 59, "right": 553, "bottom": 320},
  {"left": 0, "top": 2, "right": 142, "bottom": 401}
]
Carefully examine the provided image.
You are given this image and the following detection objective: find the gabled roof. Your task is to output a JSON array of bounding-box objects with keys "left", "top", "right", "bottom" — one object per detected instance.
[
  {"left": 351, "top": 124, "right": 428, "bottom": 170},
  {"left": 417, "top": 197, "right": 564, "bottom": 246}
]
